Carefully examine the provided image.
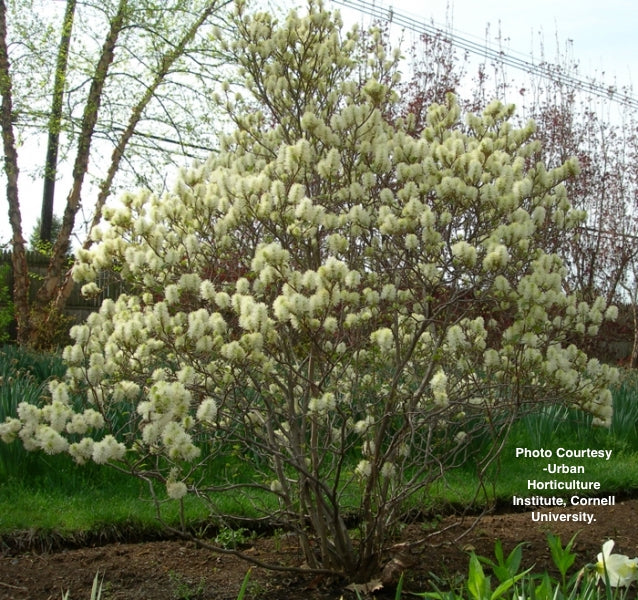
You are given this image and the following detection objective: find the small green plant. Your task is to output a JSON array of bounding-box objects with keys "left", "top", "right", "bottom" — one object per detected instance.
[
  {"left": 546, "top": 532, "right": 578, "bottom": 593},
  {"left": 469, "top": 552, "right": 532, "bottom": 600},
  {"left": 414, "top": 535, "right": 637, "bottom": 600},
  {"left": 61, "top": 571, "right": 104, "bottom": 600},
  {"left": 478, "top": 539, "right": 526, "bottom": 584},
  {"left": 236, "top": 569, "right": 252, "bottom": 600},
  {"left": 168, "top": 571, "right": 206, "bottom": 600},
  {"left": 214, "top": 526, "right": 252, "bottom": 549},
  {"left": 417, "top": 551, "right": 532, "bottom": 600}
]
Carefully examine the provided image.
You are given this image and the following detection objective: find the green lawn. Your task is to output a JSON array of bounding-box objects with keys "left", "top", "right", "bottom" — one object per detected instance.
[{"left": 1, "top": 345, "right": 637, "bottom": 542}]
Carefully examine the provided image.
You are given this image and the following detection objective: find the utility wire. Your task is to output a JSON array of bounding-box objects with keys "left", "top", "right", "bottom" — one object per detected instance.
[{"left": 332, "top": 0, "right": 638, "bottom": 110}]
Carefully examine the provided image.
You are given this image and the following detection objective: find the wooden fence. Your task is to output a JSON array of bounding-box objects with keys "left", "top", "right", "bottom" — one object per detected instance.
[{"left": 0, "top": 250, "right": 122, "bottom": 323}]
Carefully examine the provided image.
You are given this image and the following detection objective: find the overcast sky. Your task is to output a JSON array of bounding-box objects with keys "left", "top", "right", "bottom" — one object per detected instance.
[{"left": 334, "top": 0, "right": 638, "bottom": 90}]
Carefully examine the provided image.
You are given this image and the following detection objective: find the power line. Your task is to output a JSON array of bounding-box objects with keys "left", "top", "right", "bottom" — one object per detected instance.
[
  {"left": 332, "top": 0, "right": 638, "bottom": 110},
  {"left": 13, "top": 113, "right": 218, "bottom": 157}
]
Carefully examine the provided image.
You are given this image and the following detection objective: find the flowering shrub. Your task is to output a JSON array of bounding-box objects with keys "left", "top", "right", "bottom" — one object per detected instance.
[{"left": 0, "top": 0, "right": 618, "bottom": 581}]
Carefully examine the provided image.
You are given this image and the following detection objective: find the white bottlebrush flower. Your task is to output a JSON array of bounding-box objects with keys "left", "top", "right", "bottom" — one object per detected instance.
[
  {"left": 430, "top": 369, "right": 449, "bottom": 407},
  {"left": 220, "top": 340, "right": 247, "bottom": 362},
  {"left": 178, "top": 273, "right": 202, "bottom": 293},
  {"left": 273, "top": 296, "right": 291, "bottom": 321},
  {"left": 0, "top": 418, "right": 21, "bottom": 444},
  {"left": 308, "top": 392, "right": 336, "bottom": 415},
  {"left": 355, "top": 459, "right": 372, "bottom": 478},
  {"left": 49, "top": 380, "right": 70, "bottom": 405},
  {"left": 362, "top": 439, "right": 376, "bottom": 457},
  {"left": 483, "top": 349, "right": 501, "bottom": 369},
  {"left": 71, "top": 324, "right": 90, "bottom": 346},
  {"left": 345, "top": 269, "right": 361, "bottom": 289},
  {"left": 161, "top": 421, "right": 188, "bottom": 448},
  {"left": 137, "top": 400, "right": 154, "bottom": 422},
  {"left": 482, "top": 244, "right": 509, "bottom": 271},
  {"left": 72, "top": 261, "right": 96, "bottom": 284},
  {"left": 196, "top": 398, "right": 218, "bottom": 423},
  {"left": 81, "top": 282, "right": 102, "bottom": 297},
  {"left": 165, "top": 284, "right": 180, "bottom": 305},
  {"left": 380, "top": 461, "right": 396, "bottom": 479},
  {"left": 307, "top": 397, "right": 322, "bottom": 414},
  {"left": 380, "top": 283, "right": 396, "bottom": 301},
  {"left": 34, "top": 425, "right": 69, "bottom": 455},
  {"left": 188, "top": 308, "right": 210, "bottom": 340},
  {"left": 115, "top": 380, "right": 141, "bottom": 402},
  {"left": 200, "top": 279, "right": 216, "bottom": 301},
  {"left": 370, "top": 327, "right": 394, "bottom": 354},
  {"left": 142, "top": 422, "right": 161, "bottom": 446},
  {"left": 454, "top": 431, "right": 467, "bottom": 444},
  {"left": 41, "top": 400, "right": 72, "bottom": 433},
  {"left": 92, "top": 435, "right": 126, "bottom": 464},
  {"left": 162, "top": 422, "right": 201, "bottom": 461},
  {"left": 166, "top": 479, "right": 188, "bottom": 500},
  {"left": 66, "top": 413, "right": 89, "bottom": 435},
  {"left": 323, "top": 316, "right": 338, "bottom": 333},
  {"left": 445, "top": 325, "right": 466, "bottom": 353},
  {"left": 531, "top": 205, "right": 546, "bottom": 226},
  {"left": 69, "top": 438, "right": 95, "bottom": 465},
  {"left": 451, "top": 240, "right": 477, "bottom": 266},
  {"left": 605, "top": 305, "right": 619, "bottom": 321},
  {"left": 354, "top": 416, "right": 373, "bottom": 434},
  {"left": 596, "top": 540, "right": 638, "bottom": 587},
  {"left": 404, "top": 233, "right": 419, "bottom": 250},
  {"left": 235, "top": 278, "right": 250, "bottom": 295},
  {"left": 17, "top": 402, "right": 42, "bottom": 426}
]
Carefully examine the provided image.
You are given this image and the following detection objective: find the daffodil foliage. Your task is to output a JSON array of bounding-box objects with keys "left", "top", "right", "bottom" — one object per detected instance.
[{"left": 0, "top": 0, "right": 618, "bottom": 580}]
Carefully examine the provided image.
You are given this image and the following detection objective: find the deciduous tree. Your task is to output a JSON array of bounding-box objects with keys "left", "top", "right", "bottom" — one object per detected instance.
[
  {"left": 0, "top": 0, "right": 231, "bottom": 346},
  {"left": 0, "top": 0, "right": 618, "bottom": 583}
]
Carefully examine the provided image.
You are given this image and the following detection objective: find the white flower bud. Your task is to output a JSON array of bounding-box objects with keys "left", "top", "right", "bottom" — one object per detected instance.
[
  {"left": 355, "top": 460, "right": 372, "bottom": 478},
  {"left": 166, "top": 479, "right": 188, "bottom": 500}
]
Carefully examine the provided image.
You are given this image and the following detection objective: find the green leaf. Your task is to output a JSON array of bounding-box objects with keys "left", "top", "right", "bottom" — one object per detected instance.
[
  {"left": 490, "top": 567, "right": 532, "bottom": 600},
  {"left": 467, "top": 553, "right": 490, "bottom": 600}
]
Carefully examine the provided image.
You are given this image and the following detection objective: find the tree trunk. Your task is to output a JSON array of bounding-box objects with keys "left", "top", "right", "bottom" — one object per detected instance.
[
  {"left": 25, "top": 0, "right": 129, "bottom": 347},
  {"left": 53, "top": 0, "right": 225, "bottom": 314},
  {"left": 630, "top": 288, "right": 638, "bottom": 369},
  {"left": 0, "top": 0, "right": 31, "bottom": 344},
  {"left": 40, "top": 0, "right": 77, "bottom": 244},
  {"left": 4, "top": 0, "right": 227, "bottom": 347}
]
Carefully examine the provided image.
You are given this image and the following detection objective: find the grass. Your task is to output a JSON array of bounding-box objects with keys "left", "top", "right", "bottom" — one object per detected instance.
[
  {"left": 0, "top": 460, "right": 208, "bottom": 535},
  {"left": 404, "top": 376, "right": 638, "bottom": 512},
  {"left": 0, "top": 344, "right": 637, "bottom": 542},
  {"left": 0, "top": 345, "right": 207, "bottom": 539}
]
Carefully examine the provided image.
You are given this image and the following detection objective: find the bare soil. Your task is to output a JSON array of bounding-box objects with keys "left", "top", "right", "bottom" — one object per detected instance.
[{"left": 1, "top": 499, "right": 637, "bottom": 600}]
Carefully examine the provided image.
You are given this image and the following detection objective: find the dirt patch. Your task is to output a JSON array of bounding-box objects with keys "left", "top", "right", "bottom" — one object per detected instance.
[{"left": 1, "top": 500, "right": 637, "bottom": 599}]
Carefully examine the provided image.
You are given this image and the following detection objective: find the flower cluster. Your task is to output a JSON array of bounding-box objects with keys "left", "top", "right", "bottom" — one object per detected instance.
[
  {"left": 430, "top": 370, "right": 449, "bottom": 408},
  {"left": 166, "top": 468, "right": 188, "bottom": 500}
]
